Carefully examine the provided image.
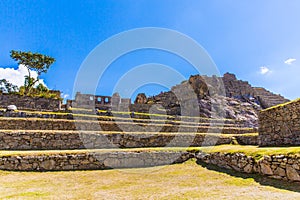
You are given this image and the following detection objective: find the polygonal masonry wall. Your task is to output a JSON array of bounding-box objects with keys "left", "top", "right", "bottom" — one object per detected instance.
[
  {"left": 196, "top": 152, "right": 300, "bottom": 182},
  {"left": 1, "top": 150, "right": 299, "bottom": 182},
  {"left": 0, "top": 93, "right": 61, "bottom": 111},
  {"left": 259, "top": 99, "right": 300, "bottom": 146},
  {"left": 0, "top": 130, "right": 258, "bottom": 150}
]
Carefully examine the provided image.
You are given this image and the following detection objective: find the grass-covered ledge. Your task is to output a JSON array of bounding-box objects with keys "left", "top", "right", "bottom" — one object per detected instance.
[
  {"left": 0, "top": 145, "right": 299, "bottom": 158},
  {"left": 198, "top": 145, "right": 300, "bottom": 160}
]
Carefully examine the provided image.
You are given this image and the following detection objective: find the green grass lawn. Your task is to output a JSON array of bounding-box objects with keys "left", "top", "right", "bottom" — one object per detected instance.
[{"left": 0, "top": 159, "right": 299, "bottom": 199}]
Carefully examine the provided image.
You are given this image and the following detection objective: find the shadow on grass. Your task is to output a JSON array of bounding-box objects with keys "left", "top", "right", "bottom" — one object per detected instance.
[{"left": 196, "top": 160, "right": 300, "bottom": 193}]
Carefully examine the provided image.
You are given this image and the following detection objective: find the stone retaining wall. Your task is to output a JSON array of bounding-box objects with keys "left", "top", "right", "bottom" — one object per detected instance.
[
  {"left": 196, "top": 152, "right": 300, "bottom": 182},
  {"left": 0, "top": 131, "right": 259, "bottom": 150},
  {"left": 0, "top": 93, "right": 61, "bottom": 111},
  {"left": 1, "top": 149, "right": 299, "bottom": 182},
  {"left": 0, "top": 118, "right": 256, "bottom": 134},
  {"left": 0, "top": 111, "right": 248, "bottom": 127},
  {"left": 0, "top": 151, "right": 192, "bottom": 171},
  {"left": 259, "top": 99, "right": 300, "bottom": 146},
  {"left": 234, "top": 135, "right": 258, "bottom": 145}
]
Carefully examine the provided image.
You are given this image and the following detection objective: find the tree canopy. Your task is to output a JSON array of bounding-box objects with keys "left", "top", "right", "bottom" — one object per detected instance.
[
  {"left": 10, "top": 50, "right": 55, "bottom": 95},
  {"left": 0, "top": 79, "right": 18, "bottom": 93}
]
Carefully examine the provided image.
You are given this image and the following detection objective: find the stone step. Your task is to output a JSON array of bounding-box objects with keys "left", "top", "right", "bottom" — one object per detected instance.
[
  {"left": 0, "top": 118, "right": 256, "bottom": 134},
  {"left": 0, "top": 148, "right": 194, "bottom": 171},
  {"left": 0, "top": 130, "right": 258, "bottom": 150}
]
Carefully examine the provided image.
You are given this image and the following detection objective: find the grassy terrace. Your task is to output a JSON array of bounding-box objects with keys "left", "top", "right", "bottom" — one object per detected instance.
[
  {"left": 0, "top": 145, "right": 298, "bottom": 158},
  {"left": 1, "top": 108, "right": 239, "bottom": 122},
  {"left": 1, "top": 108, "right": 254, "bottom": 129},
  {"left": 0, "top": 117, "right": 255, "bottom": 133},
  {"left": 1, "top": 159, "right": 299, "bottom": 199},
  {"left": 2, "top": 116, "right": 238, "bottom": 127},
  {"left": 0, "top": 129, "right": 258, "bottom": 136}
]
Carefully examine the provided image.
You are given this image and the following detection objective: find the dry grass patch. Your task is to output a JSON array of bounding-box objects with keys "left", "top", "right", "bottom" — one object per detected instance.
[{"left": 0, "top": 159, "right": 299, "bottom": 199}]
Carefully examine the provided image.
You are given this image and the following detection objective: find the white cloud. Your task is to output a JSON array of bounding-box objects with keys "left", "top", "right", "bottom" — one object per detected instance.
[
  {"left": 284, "top": 58, "right": 296, "bottom": 65},
  {"left": 260, "top": 66, "right": 271, "bottom": 75},
  {"left": 62, "top": 93, "right": 69, "bottom": 99},
  {"left": 0, "top": 64, "right": 47, "bottom": 88}
]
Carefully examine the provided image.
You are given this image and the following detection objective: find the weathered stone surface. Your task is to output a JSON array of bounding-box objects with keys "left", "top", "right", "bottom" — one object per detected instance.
[
  {"left": 134, "top": 93, "right": 147, "bottom": 104},
  {"left": 259, "top": 99, "right": 300, "bottom": 146},
  {"left": 274, "top": 167, "right": 286, "bottom": 177},
  {"left": 243, "top": 163, "right": 253, "bottom": 173},
  {"left": 0, "top": 130, "right": 257, "bottom": 150},
  {"left": 188, "top": 75, "right": 209, "bottom": 99},
  {"left": 286, "top": 165, "right": 300, "bottom": 181},
  {"left": 196, "top": 152, "right": 300, "bottom": 182},
  {"left": 0, "top": 151, "right": 192, "bottom": 171},
  {"left": 40, "top": 159, "right": 56, "bottom": 170},
  {"left": 0, "top": 93, "right": 61, "bottom": 111},
  {"left": 259, "top": 163, "right": 273, "bottom": 175}
]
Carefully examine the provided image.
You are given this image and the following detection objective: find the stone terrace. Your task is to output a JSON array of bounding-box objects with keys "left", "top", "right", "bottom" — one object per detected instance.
[{"left": 0, "top": 109, "right": 258, "bottom": 170}]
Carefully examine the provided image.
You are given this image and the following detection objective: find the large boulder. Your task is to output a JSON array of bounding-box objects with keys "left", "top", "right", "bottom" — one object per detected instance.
[
  {"left": 134, "top": 93, "right": 147, "bottom": 104},
  {"left": 188, "top": 75, "right": 209, "bottom": 99}
]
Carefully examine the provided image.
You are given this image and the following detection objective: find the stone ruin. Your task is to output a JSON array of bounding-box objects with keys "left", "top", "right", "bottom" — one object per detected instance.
[
  {"left": 62, "top": 73, "right": 290, "bottom": 128},
  {"left": 0, "top": 73, "right": 300, "bottom": 182},
  {"left": 67, "top": 73, "right": 289, "bottom": 111},
  {"left": 0, "top": 91, "right": 62, "bottom": 111},
  {"left": 259, "top": 99, "right": 300, "bottom": 146},
  {"left": 66, "top": 92, "right": 131, "bottom": 111}
]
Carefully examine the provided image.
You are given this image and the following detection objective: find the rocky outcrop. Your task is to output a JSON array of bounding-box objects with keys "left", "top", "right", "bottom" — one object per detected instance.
[
  {"left": 136, "top": 73, "right": 289, "bottom": 128},
  {"left": 222, "top": 73, "right": 254, "bottom": 98},
  {"left": 134, "top": 93, "right": 147, "bottom": 104},
  {"left": 188, "top": 75, "right": 209, "bottom": 98}
]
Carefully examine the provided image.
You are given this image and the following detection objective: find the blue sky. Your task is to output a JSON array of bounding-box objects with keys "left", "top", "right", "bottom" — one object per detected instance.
[{"left": 0, "top": 0, "right": 300, "bottom": 100}]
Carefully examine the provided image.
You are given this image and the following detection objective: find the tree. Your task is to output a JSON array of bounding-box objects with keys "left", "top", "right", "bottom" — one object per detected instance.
[
  {"left": 36, "top": 83, "right": 48, "bottom": 93},
  {"left": 10, "top": 50, "right": 55, "bottom": 95},
  {"left": 0, "top": 79, "right": 19, "bottom": 93}
]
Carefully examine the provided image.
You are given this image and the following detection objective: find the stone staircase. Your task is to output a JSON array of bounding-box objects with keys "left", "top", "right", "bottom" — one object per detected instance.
[
  {"left": 0, "top": 109, "right": 258, "bottom": 171},
  {"left": 253, "top": 87, "right": 289, "bottom": 109}
]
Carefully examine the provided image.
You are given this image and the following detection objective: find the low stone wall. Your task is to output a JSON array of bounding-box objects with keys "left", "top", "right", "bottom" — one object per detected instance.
[
  {"left": 196, "top": 152, "right": 300, "bottom": 182},
  {"left": 0, "top": 93, "right": 61, "bottom": 111},
  {"left": 0, "top": 131, "right": 254, "bottom": 150},
  {"left": 259, "top": 99, "right": 300, "bottom": 146},
  {"left": 0, "top": 151, "right": 192, "bottom": 171},
  {"left": 1, "top": 149, "right": 298, "bottom": 181},
  {"left": 0, "top": 118, "right": 256, "bottom": 134},
  {"left": 234, "top": 135, "right": 258, "bottom": 145}
]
